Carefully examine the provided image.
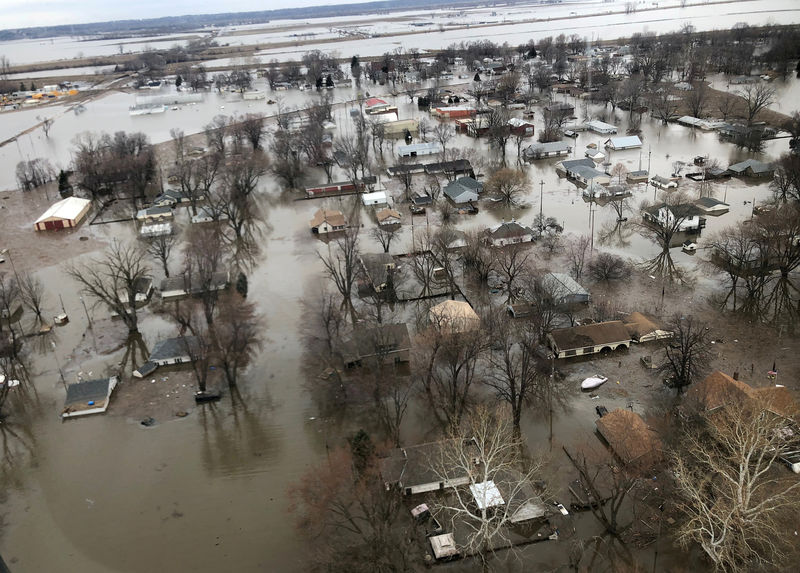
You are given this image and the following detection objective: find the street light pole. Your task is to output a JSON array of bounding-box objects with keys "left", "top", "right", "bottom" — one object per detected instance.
[{"left": 539, "top": 179, "right": 545, "bottom": 228}]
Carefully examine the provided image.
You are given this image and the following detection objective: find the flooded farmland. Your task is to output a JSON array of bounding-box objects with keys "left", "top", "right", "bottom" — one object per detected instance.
[{"left": 2, "top": 2, "right": 800, "bottom": 572}]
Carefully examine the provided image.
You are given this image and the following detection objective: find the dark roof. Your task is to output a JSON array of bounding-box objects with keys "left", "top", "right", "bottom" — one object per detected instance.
[
  {"left": 379, "top": 439, "right": 477, "bottom": 488},
  {"left": 561, "top": 158, "right": 596, "bottom": 171},
  {"left": 160, "top": 271, "right": 229, "bottom": 294},
  {"left": 644, "top": 203, "right": 703, "bottom": 218},
  {"left": 489, "top": 221, "right": 534, "bottom": 239},
  {"left": 549, "top": 320, "right": 631, "bottom": 350},
  {"left": 695, "top": 196, "right": 729, "bottom": 208},
  {"left": 424, "top": 159, "right": 472, "bottom": 175},
  {"left": 64, "top": 378, "right": 114, "bottom": 406},
  {"left": 149, "top": 336, "right": 200, "bottom": 362},
  {"left": 388, "top": 164, "right": 424, "bottom": 176}
]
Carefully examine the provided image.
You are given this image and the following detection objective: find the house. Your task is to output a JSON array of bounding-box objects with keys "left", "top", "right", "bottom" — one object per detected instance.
[
  {"left": 411, "top": 191, "right": 433, "bottom": 207},
  {"left": 364, "top": 97, "right": 397, "bottom": 115},
  {"left": 62, "top": 376, "right": 119, "bottom": 418},
  {"left": 585, "top": 146, "right": 605, "bottom": 162},
  {"left": 136, "top": 206, "right": 173, "bottom": 222},
  {"left": 559, "top": 158, "right": 611, "bottom": 185},
  {"left": 34, "top": 196, "right": 91, "bottom": 231},
  {"left": 643, "top": 204, "right": 706, "bottom": 234},
  {"left": 540, "top": 273, "right": 590, "bottom": 306},
  {"left": 604, "top": 135, "right": 642, "bottom": 150},
  {"left": 687, "top": 370, "right": 798, "bottom": 420},
  {"left": 376, "top": 208, "right": 402, "bottom": 226},
  {"left": 151, "top": 188, "right": 193, "bottom": 207},
  {"left": 340, "top": 323, "right": 411, "bottom": 368},
  {"left": 455, "top": 117, "right": 490, "bottom": 137},
  {"left": 159, "top": 271, "right": 230, "bottom": 301},
  {"left": 626, "top": 170, "right": 649, "bottom": 183},
  {"left": 727, "top": 159, "right": 774, "bottom": 178},
  {"left": 428, "top": 300, "right": 480, "bottom": 333},
  {"left": 379, "top": 439, "right": 479, "bottom": 495},
  {"left": 397, "top": 142, "right": 442, "bottom": 158},
  {"left": 387, "top": 163, "right": 425, "bottom": 177},
  {"left": 677, "top": 116, "right": 723, "bottom": 131},
  {"left": 586, "top": 120, "right": 618, "bottom": 134},
  {"left": 431, "top": 105, "right": 476, "bottom": 119},
  {"left": 309, "top": 209, "right": 347, "bottom": 234},
  {"left": 506, "top": 302, "right": 536, "bottom": 318},
  {"left": 424, "top": 159, "right": 474, "bottom": 179},
  {"left": 650, "top": 175, "right": 678, "bottom": 189},
  {"left": 595, "top": 409, "right": 663, "bottom": 469},
  {"left": 544, "top": 101, "right": 575, "bottom": 117},
  {"left": 383, "top": 119, "right": 419, "bottom": 137},
  {"left": 485, "top": 220, "right": 535, "bottom": 247},
  {"left": 547, "top": 320, "right": 632, "bottom": 359},
  {"left": 694, "top": 196, "right": 730, "bottom": 215},
  {"left": 362, "top": 190, "right": 389, "bottom": 206},
  {"left": 443, "top": 177, "right": 482, "bottom": 204},
  {"left": 429, "top": 534, "right": 459, "bottom": 561},
  {"left": 149, "top": 336, "right": 201, "bottom": 366},
  {"left": 524, "top": 141, "right": 572, "bottom": 160},
  {"left": 718, "top": 122, "right": 774, "bottom": 141},
  {"left": 360, "top": 253, "right": 396, "bottom": 292},
  {"left": 507, "top": 117, "right": 535, "bottom": 136},
  {"left": 117, "top": 276, "right": 154, "bottom": 305},
  {"left": 623, "top": 312, "right": 673, "bottom": 342},
  {"left": 191, "top": 205, "right": 227, "bottom": 224}
]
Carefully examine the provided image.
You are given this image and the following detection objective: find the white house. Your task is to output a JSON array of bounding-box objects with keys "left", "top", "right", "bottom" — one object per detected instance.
[
  {"left": 524, "top": 141, "right": 572, "bottom": 159},
  {"left": 604, "top": 135, "right": 642, "bottom": 150},
  {"left": 309, "top": 209, "right": 347, "bottom": 234},
  {"left": 643, "top": 204, "right": 706, "bottom": 233},
  {"left": 397, "top": 142, "right": 442, "bottom": 158},
  {"left": 485, "top": 220, "right": 535, "bottom": 246},
  {"left": 586, "top": 120, "right": 618, "bottom": 134},
  {"left": 362, "top": 191, "right": 389, "bottom": 206},
  {"left": 149, "top": 336, "right": 201, "bottom": 366},
  {"left": 650, "top": 175, "right": 678, "bottom": 190}
]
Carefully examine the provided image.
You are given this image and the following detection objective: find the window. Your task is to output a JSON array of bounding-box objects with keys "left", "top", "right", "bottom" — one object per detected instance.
[
  {"left": 565, "top": 349, "right": 577, "bottom": 357},
  {"left": 582, "top": 347, "right": 594, "bottom": 354}
]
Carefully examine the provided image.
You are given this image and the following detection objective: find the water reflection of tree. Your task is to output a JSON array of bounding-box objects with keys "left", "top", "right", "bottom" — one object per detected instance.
[
  {"left": 0, "top": 355, "right": 39, "bottom": 485},
  {"left": 197, "top": 383, "right": 279, "bottom": 478},
  {"left": 118, "top": 334, "right": 149, "bottom": 375},
  {"left": 597, "top": 220, "right": 634, "bottom": 249}
]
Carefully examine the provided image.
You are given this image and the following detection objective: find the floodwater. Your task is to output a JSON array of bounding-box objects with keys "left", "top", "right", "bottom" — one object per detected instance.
[{"left": 0, "top": 11, "right": 797, "bottom": 573}]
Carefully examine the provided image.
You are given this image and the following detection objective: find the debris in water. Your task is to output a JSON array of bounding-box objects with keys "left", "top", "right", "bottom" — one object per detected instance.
[{"left": 141, "top": 417, "right": 156, "bottom": 427}]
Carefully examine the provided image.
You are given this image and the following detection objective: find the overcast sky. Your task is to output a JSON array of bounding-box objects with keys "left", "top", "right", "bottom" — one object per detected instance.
[{"left": 3, "top": 0, "right": 371, "bottom": 30}]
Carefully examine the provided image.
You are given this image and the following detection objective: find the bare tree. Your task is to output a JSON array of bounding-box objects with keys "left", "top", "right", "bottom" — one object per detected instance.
[
  {"left": 738, "top": 83, "right": 775, "bottom": 124},
  {"left": 588, "top": 252, "right": 631, "bottom": 283},
  {"left": 17, "top": 272, "right": 46, "bottom": 324},
  {"left": 637, "top": 190, "right": 697, "bottom": 280},
  {"left": 429, "top": 405, "right": 544, "bottom": 571},
  {"left": 673, "top": 398, "right": 800, "bottom": 572},
  {"left": 204, "top": 115, "right": 229, "bottom": 156},
  {"left": 170, "top": 127, "right": 185, "bottom": 161},
  {"left": 660, "top": 315, "right": 711, "bottom": 394},
  {"left": 319, "top": 229, "right": 361, "bottom": 325},
  {"left": 716, "top": 92, "right": 738, "bottom": 121},
  {"left": 567, "top": 235, "right": 591, "bottom": 281},
  {"left": 66, "top": 241, "right": 150, "bottom": 334},
  {"left": 147, "top": 233, "right": 177, "bottom": 278},
  {"left": 484, "top": 167, "right": 529, "bottom": 208},
  {"left": 492, "top": 245, "right": 530, "bottom": 304},
  {"left": 371, "top": 225, "right": 398, "bottom": 254},
  {"left": 433, "top": 122, "right": 453, "bottom": 156},
  {"left": 237, "top": 113, "right": 266, "bottom": 151},
  {"left": 214, "top": 298, "right": 262, "bottom": 387},
  {"left": 183, "top": 226, "right": 227, "bottom": 325},
  {"left": 684, "top": 82, "right": 708, "bottom": 118}
]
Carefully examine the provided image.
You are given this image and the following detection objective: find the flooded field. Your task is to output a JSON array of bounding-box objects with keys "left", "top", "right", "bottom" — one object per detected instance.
[{"left": 1, "top": 3, "right": 800, "bottom": 571}]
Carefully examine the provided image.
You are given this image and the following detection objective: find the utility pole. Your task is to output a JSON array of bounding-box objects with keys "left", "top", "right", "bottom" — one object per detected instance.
[
  {"left": 80, "top": 296, "right": 92, "bottom": 329},
  {"left": 539, "top": 179, "right": 545, "bottom": 228}
]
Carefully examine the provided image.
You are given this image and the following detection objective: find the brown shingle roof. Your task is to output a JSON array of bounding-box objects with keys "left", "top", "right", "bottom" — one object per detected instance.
[
  {"left": 596, "top": 409, "right": 663, "bottom": 467},
  {"left": 623, "top": 312, "right": 669, "bottom": 340},
  {"left": 688, "top": 370, "right": 798, "bottom": 419},
  {"left": 549, "top": 320, "right": 631, "bottom": 351},
  {"left": 309, "top": 209, "right": 346, "bottom": 229}
]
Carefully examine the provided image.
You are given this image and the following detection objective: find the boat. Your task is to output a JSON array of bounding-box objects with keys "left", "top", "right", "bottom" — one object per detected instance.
[
  {"left": 54, "top": 313, "right": 69, "bottom": 325},
  {"left": 682, "top": 240, "right": 697, "bottom": 253},
  {"left": 581, "top": 375, "right": 608, "bottom": 390}
]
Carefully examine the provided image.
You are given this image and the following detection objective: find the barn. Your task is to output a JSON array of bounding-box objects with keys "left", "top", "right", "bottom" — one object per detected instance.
[{"left": 34, "top": 197, "right": 91, "bottom": 231}]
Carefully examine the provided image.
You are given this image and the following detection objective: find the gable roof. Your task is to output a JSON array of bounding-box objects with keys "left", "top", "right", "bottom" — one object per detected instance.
[
  {"left": 149, "top": 336, "right": 200, "bottom": 362},
  {"left": 541, "top": 272, "right": 589, "bottom": 301},
  {"left": 376, "top": 208, "right": 402, "bottom": 223},
  {"left": 549, "top": 320, "right": 631, "bottom": 350},
  {"left": 596, "top": 409, "right": 663, "bottom": 467},
  {"left": 561, "top": 158, "right": 596, "bottom": 171},
  {"left": 64, "top": 378, "right": 115, "bottom": 406},
  {"left": 488, "top": 220, "right": 534, "bottom": 239},
  {"left": 688, "top": 370, "right": 798, "bottom": 418},
  {"left": 429, "top": 300, "right": 480, "bottom": 332},
  {"left": 35, "top": 196, "right": 90, "bottom": 224},
  {"left": 623, "top": 312, "right": 669, "bottom": 340},
  {"left": 309, "top": 209, "right": 346, "bottom": 229},
  {"left": 728, "top": 158, "right": 773, "bottom": 174},
  {"left": 606, "top": 135, "right": 642, "bottom": 148}
]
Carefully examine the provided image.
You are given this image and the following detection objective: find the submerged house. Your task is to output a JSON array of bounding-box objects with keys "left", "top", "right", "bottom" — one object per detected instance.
[
  {"left": 559, "top": 158, "right": 611, "bottom": 186},
  {"left": 540, "top": 273, "right": 590, "bottom": 306},
  {"left": 485, "top": 220, "right": 535, "bottom": 246},
  {"left": 443, "top": 177, "right": 482, "bottom": 204},
  {"left": 309, "top": 209, "right": 347, "bottom": 234},
  {"left": 62, "top": 376, "right": 119, "bottom": 418},
  {"left": 650, "top": 175, "right": 678, "bottom": 189},
  {"left": 547, "top": 320, "right": 632, "bottom": 359},
  {"left": 643, "top": 203, "right": 706, "bottom": 234},
  {"left": 149, "top": 336, "right": 201, "bottom": 366},
  {"left": 360, "top": 253, "right": 396, "bottom": 293},
  {"left": 159, "top": 271, "right": 230, "bottom": 301},
  {"left": 379, "top": 439, "right": 479, "bottom": 495},
  {"left": 586, "top": 119, "right": 618, "bottom": 134},
  {"left": 340, "top": 323, "right": 411, "bottom": 368},
  {"left": 34, "top": 196, "right": 91, "bottom": 231},
  {"left": 727, "top": 159, "right": 774, "bottom": 179},
  {"left": 524, "top": 141, "right": 572, "bottom": 160},
  {"left": 623, "top": 312, "right": 673, "bottom": 342},
  {"left": 595, "top": 409, "right": 663, "bottom": 469},
  {"left": 604, "top": 135, "right": 642, "bottom": 150}
]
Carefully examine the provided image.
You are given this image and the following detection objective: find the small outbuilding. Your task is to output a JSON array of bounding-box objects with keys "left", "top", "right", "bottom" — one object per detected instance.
[
  {"left": 376, "top": 208, "right": 402, "bottom": 226},
  {"left": 362, "top": 191, "right": 389, "bottom": 206},
  {"left": 429, "top": 300, "right": 480, "bottom": 333},
  {"left": 34, "top": 196, "right": 91, "bottom": 231},
  {"left": 595, "top": 409, "right": 663, "bottom": 469}
]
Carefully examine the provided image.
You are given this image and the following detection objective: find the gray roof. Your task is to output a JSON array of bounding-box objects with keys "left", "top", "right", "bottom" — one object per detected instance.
[
  {"left": 379, "top": 439, "right": 478, "bottom": 489},
  {"left": 149, "top": 336, "right": 200, "bottom": 362},
  {"left": 444, "top": 179, "right": 480, "bottom": 203},
  {"left": 695, "top": 196, "right": 729, "bottom": 208},
  {"left": 489, "top": 220, "right": 534, "bottom": 239},
  {"left": 525, "top": 141, "right": 571, "bottom": 156},
  {"left": 541, "top": 272, "right": 589, "bottom": 301},
  {"left": 64, "top": 378, "right": 114, "bottom": 406},
  {"left": 561, "top": 158, "right": 596, "bottom": 171},
  {"left": 605, "top": 135, "right": 642, "bottom": 148},
  {"left": 160, "top": 271, "right": 229, "bottom": 294},
  {"left": 571, "top": 165, "right": 607, "bottom": 180},
  {"left": 341, "top": 323, "right": 410, "bottom": 364},
  {"left": 727, "top": 159, "right": 772, "bottom": 174}
]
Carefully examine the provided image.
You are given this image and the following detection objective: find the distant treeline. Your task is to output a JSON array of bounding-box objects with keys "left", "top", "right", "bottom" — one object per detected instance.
[{"left": 0, "top": 0, "right": 499, "bottom": 40}]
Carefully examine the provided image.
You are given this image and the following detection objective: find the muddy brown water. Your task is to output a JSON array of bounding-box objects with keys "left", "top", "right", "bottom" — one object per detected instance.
[{"left": 0, "top": 67, "right": 796, "bottom": 570}]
